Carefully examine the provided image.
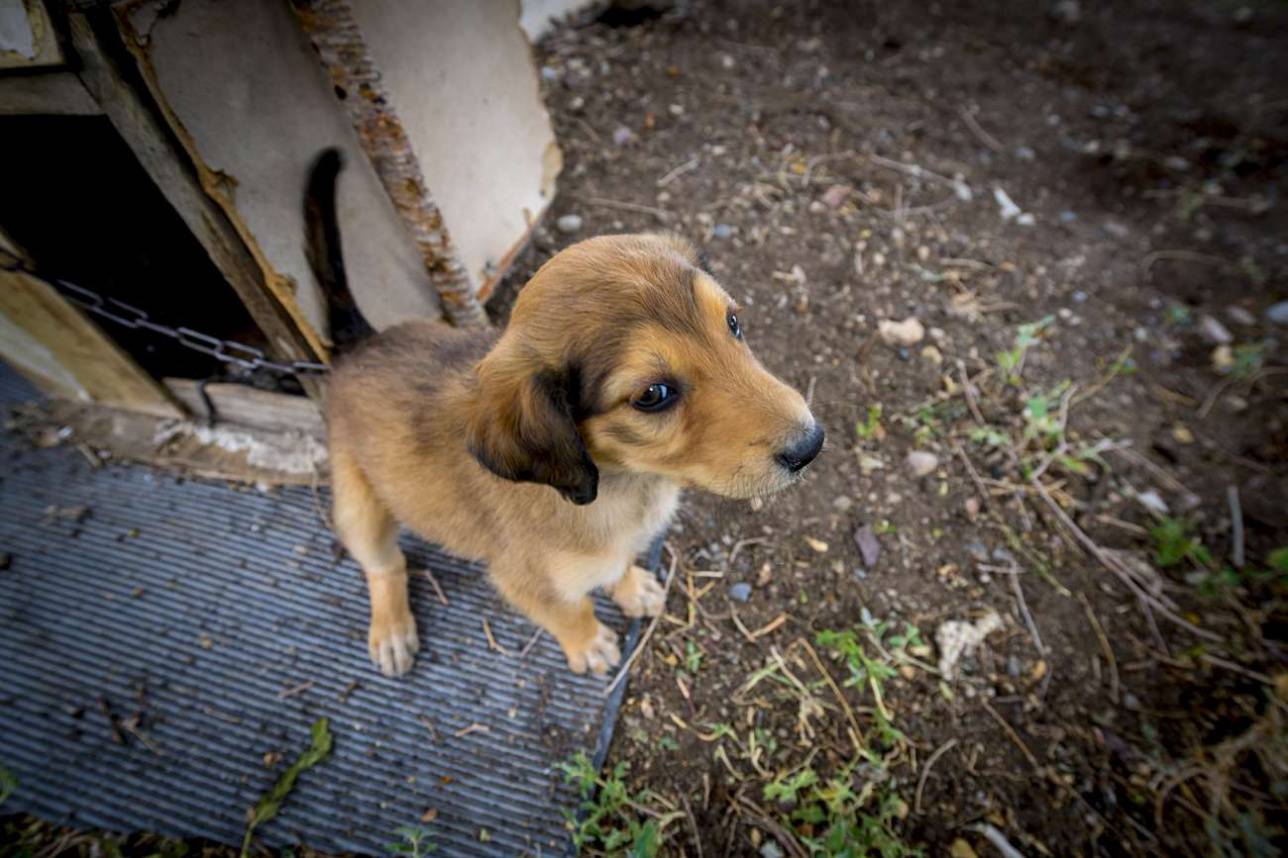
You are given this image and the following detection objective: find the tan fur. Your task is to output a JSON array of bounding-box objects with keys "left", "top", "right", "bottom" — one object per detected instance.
[{"left": 327, "top": 234, "right": 820, "bottom": 676}]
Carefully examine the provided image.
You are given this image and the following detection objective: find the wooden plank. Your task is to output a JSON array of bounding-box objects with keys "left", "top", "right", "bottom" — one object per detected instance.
[
  {"left": 65, "top": 11, "right": 328, "bottom": 401},
  {"left": 0, "top": 71, "right": 101, "bottom": 115},
  {"left": 0, "top": 268, "right": 181, "bottom": 418},
  {"left": 25, "top": 398, "right": 330, "bottom": 487},
  {"left": 163, "top": 378, "right": 325, "bottom": 438}
]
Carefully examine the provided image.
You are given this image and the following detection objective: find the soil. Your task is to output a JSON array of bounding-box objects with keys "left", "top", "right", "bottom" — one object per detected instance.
[
  {"left": 5, "top": 2, "right": 1286, "bottom": 857},
  {"left": 489, "top": 1, "right": 1288, "bottom": 855}
]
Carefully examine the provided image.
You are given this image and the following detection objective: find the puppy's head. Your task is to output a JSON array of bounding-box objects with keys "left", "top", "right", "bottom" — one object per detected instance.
[{"left": 465, "top": 233, "right": 823, "bottom": 503}]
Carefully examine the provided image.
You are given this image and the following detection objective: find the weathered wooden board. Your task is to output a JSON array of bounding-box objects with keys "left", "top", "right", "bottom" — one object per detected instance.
[
  {"left": 164, "top": 378, "right": 325, "bottom": 439},
  {"left": 0, "top": 268, "right": 180, "bottom": 418}
]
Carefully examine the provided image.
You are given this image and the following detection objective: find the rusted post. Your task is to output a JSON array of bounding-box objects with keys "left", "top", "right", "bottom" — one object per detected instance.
[{"left": 289, "top": 0, "right": 488, "bottom": 328}]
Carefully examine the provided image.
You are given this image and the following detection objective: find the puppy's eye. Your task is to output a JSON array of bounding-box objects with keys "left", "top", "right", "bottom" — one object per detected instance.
[
  {"left": 727, "top": 311, "right": 742, "bottom": 339},
  {"left": 633, "top": 382, "right": 678, "bottom": 412}
]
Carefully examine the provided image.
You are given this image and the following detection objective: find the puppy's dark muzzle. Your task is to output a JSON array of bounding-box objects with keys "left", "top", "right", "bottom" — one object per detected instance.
[{"left": 776, "top": 422, "right": 824, "bottom": 473}]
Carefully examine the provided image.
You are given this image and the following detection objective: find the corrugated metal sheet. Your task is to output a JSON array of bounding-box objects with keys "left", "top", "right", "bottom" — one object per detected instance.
[{"left": 0, "top": 368, "right": 646, "bottom": 855}]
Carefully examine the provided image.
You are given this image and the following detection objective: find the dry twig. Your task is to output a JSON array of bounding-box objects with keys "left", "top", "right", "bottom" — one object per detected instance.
[
  {"left": 604, "top": 544, "right": 680, "bottom": 696},
  {"left": 420, "top": 568, "right": 449, "bottom": 606},
  {"left": 1078, "top": 592, "right": 1120, "bottom": 704},
  {"left": 1227, "top": 485, "right": 1245, "bottom": 569},
  {"left": 914, "top": 738, "right": 958, "bottom": 814}
]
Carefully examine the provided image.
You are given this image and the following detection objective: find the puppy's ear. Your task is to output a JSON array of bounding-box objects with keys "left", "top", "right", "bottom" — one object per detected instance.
[{"left": 465, "top": 348, "right": 598, "bottom": 505}]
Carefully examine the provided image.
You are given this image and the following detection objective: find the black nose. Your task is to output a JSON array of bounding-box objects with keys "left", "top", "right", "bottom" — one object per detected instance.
[{"left": 776, "top": 423, "right": 825, "bottom": 473}]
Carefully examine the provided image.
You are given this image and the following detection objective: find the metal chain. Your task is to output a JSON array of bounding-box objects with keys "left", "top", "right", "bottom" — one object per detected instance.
[{"left": 3, "top": 260, "right": 329, "bottom": 377}]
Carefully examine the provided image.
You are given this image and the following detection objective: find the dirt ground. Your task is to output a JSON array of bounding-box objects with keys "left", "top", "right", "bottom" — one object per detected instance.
[
  {"left": 499, "top": 1, "right": 1288, "bottom": 855},
  {"left": 5, "top": 1, "right": 1287, "bottom": 857}
]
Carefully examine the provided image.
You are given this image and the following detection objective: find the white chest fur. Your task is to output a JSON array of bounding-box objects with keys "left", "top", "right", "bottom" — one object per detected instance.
[{"left": 553, "top": 474, "right": 681, "bottom": 599}]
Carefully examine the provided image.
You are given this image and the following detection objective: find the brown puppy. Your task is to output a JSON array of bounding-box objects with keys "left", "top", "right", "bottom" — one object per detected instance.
[{"left": 326, "top": 233, "right": 824, "bottom": 676}]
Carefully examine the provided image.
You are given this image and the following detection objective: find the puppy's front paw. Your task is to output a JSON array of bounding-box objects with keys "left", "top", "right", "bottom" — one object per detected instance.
[
  {"left": 610, "top": 564, "right": 666, "bottom": 618},
  {"left": 564, "top": 621, "right": 621, "bottom": 675},
  {"left": 368, "top": 609, "right": 419, "bottom": 677}
]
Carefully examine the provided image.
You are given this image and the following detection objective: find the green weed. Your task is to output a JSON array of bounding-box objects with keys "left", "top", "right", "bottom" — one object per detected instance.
[
  {"left": 684, "top": 640, "right": 704, "bottom": 673},
  {"left": 765, "top": 765, "right": 922, "bottom": 858},
  {"left": 996, "top": 315, "right": 1055, "bottom": 383},
  {"left": 558, "top": 751, "right": 679, "bottom": 857},
  {"left": 816, "top": 616, "right": 924, "bottom": 750},
  {"left": 240, "top": 718, "right": 332, "bottom": 858},
  {"left": 855, "top": 405, "right": 884, "bottom": 440},
  {"left": 1231, "top": 341, "right": 1267, "bottom": 380},
  {"left": 1151, "top": 518, "right": 1213, "bottom": 569},
  {"left": 387, "top": 826, "right": 436, "bottom": 858}
]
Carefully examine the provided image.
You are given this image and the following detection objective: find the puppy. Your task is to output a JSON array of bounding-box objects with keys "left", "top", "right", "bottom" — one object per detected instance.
[{"left": 311, "top": 157, "right": 824, "bottom": 677}]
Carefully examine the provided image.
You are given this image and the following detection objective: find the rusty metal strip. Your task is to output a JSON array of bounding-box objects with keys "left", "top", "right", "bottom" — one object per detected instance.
[{"left": 289, "top": 0, "right": 487, "bottom": 327}]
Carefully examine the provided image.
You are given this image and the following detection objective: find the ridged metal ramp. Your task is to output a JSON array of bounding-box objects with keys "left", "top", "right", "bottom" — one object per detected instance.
[{"left": 0, "top": 367, "right": 645, "bottom": 856}]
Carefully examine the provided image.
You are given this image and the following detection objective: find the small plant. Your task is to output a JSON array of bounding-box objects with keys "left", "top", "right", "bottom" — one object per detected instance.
[
  {"left": 683, "top": 640, "right": 704, "bottom": 673},
  {"left": 765, "top": 767, "right": 819, "bottom": 806},
  {"left": 765, "top": 765, "right": 922, "bottom": 858},
  {"left": 816, "top": 616, "right": 924, "bottom": 750},
  {"left": 558, "top": 752, "right": 678, "bottom": 857},
  {"left": 1151, "top": 517, "right": 1212, "bottom": 569},
  {"left": 996, "top": 315, "right": 1055, "bottom": 383},
  {"left": 1021, "top": 381, "right": 1070, "bottom": 443},
  {"left": 968, "top": 425, "right": 1010, "bottom": 448},
  {"left": 855, "top": 404, "right": 884, "bottom": 441},
  {"left": 387, "top": 826, "right": 436, "bottom": 858},
  {"left": 1191, "top": 548, "right": 1288, "bottom": 597},
  {"left": 816, "top": 628, "right": 898, "bottom": 691},
  {"left": 1165, "top": 302, "right": 1193, "bottom": 326},
  {"left": 1231, "top": 341, "right": 1267, "bottom": 380},
  {"left": 1106, "top": 345, "right": 1137, "bottom": 378}
]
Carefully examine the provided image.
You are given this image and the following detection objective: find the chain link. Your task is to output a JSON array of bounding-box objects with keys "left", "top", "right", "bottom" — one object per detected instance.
[{"left": 3, "top": 260, "right": 329, "bottom": 377}]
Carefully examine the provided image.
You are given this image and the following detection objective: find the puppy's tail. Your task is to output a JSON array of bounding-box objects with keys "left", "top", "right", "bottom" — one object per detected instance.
[{"left": 304, "top": 147, "right": 374, "bottom": 353}]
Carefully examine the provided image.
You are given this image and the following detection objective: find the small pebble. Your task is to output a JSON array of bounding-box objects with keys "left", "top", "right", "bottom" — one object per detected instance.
[
  {"left": 1226, "top": 306, "right": 1255, "bottom": 326},
  {"left": 1198, "top": 315, "right": 1233, "bottom": 345},
  {"left": 611, "top": 125, "right": 635, "bottom": 147},
  {"left": 1072, "top": 290, "right": 1087, "bottom": 303},
  {"left": 729, "top": 582, "right": 752, "bottom": 602},
  {"left": 877, "top": 317, "right": 925, "bottom": 347},
  {"left": 760, "top": 843, "right": 785, "bottom": 858},
  {"left": 712, "top": 223, "right": 733, "bottom": 239},
  {"left": 1267, "top": 301, "right": 1288, "bottom": 326},
  {"left": 555, "top": 214, "right": 583, "bottom": 234},
  {"left": 905, "top": 450, "right": 939, "bottom": 478},
  {"left": 1059, "top": 210, "right": 1078, "bottom": 224},
  {"left": 832, "top": 495, "right": 854, "bottom": 513}
]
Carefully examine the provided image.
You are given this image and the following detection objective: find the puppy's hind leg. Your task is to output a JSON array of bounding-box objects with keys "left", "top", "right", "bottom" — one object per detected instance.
[{"left": 332, "top": 448, "right": 418, "bottom": 676}]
